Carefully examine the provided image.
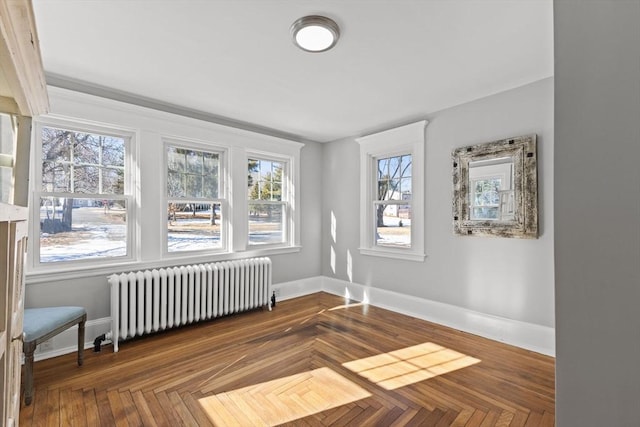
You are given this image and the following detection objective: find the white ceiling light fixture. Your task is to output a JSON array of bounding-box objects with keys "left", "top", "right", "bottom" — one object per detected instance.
[{"left": 291, "top": 15, "right": 340, "bottom": 53}]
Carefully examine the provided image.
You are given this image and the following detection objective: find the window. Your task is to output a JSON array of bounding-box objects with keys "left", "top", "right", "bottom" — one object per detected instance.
[
  {"left": 375, "top": 154, "right": 412, "bottom": 248},
  {"left": 26, "top": 89, "right": 304, "bottom": 280},
  {"left": 357, "top": 120, "right": 427, "bottom": 261},
  {"left": 166, "top": 143, "right": 225, "bottom": 253},
  {"left": 34, "top": 122, "right": 132, "bottom": 265},
  {"left": 247, "top": 157, "right": 288, "bottom": 246}
]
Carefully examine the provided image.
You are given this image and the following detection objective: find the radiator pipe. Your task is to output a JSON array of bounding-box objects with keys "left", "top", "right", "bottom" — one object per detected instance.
[
  {"left": 93, "top": 334, "right": 106, "bottom": 352},
  {"left": 271, "top": 291, "right": 276, "bottom": 308}
]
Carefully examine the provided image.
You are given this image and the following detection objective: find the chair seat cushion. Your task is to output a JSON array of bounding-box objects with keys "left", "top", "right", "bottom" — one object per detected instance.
[{"left": 23, "top": 306, "right": 86, "bottom": 342}]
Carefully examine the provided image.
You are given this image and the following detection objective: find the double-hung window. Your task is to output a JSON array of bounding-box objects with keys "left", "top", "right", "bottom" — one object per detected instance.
[
  {"left": 357, "top": 120, "right": 427, "bottom": 261},
  {"left": 375, "top": 154, "right": 412, "bottom": 248},
  {"left": 34, "top": 122, "right": 133, "bottom": 265},
  {"left": 166, "top": 142, "right": 225, "bottom": 253},
  {"left": 247, "top": 156, "right": 289, "bottom": 246}
]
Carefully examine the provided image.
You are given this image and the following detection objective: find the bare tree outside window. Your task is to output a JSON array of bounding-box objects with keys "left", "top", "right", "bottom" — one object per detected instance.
[
  {"left": 166, "top": 145, "right": 222, "bottom": 252},
  {"left": 375, "top": 154, "right": 412, "bottom": 248},
  {"left": 39, "top": 126, "right": 128, "bottom": 263}
]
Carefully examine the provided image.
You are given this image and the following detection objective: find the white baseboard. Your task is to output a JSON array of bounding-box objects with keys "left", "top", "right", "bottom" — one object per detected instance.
[
  {"left": 33, "top": 317, "right": 112, "bottom": 362},
  {"left": 272, "top": 276, "right": 323, "bottom": 302},
  {"left": 33, "top": 275, "right": 554, "bottom": 360},
  {"left": 319, "top": 277, "right": 555, "bottom": 356}
]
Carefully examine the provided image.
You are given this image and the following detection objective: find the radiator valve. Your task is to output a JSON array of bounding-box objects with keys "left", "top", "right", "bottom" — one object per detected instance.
[
  {"left": 93, "top": 334, "right": 106, "bottom": 352},
  {"left": 271, "top": 290, "right": 276, "bottom": 308}
]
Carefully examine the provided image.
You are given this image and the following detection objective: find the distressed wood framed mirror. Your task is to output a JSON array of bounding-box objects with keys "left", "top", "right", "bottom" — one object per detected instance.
[{"left": 452, "top": 134, "right": 538, "bottom": 238}]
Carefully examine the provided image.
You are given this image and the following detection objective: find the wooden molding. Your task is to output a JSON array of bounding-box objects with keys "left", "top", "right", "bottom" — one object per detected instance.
[
  {"left": 0, "top": 94, "right": 19, "bottom": 115},
  {"left": 0, "top": 0, "right": 48, "bottom": 116},
  {"left": 0, "top": 202, "right": 27, "bottom": 221}
]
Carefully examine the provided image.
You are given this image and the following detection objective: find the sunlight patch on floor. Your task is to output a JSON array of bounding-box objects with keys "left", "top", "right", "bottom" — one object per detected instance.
[
  {"left": 328, "top": 301, "right": 367, "bottom": 311},
  {"left": 343, "top": 342, "right": 481, "bottom": 390},
  {"left": 199, "top": 367, "right": 371, "bottom": 426}
]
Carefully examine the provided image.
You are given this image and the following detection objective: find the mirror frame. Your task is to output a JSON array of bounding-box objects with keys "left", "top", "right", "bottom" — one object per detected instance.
[{"left": 452, "top": 134, "right": 538, "bottom": 238}]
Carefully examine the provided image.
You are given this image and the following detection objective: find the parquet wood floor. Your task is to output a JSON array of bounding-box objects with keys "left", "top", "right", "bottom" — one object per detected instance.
[{"left": 19, "top": 292, "right": 555, "bottom": 426}]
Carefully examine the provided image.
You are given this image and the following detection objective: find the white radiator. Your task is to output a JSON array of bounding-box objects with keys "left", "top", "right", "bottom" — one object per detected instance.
[{"left": 107, "top": 257, "right": 272, "bottom": 352}]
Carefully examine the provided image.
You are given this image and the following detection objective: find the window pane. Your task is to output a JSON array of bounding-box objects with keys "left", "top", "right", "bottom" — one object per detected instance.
[
  {"left": 400, "top": 177, "right": 412, "bottom": 197},
  {"left": 248, "top": 180, "right": 261, "bottom": 200},
  {"left": 248, "top": 158, "right": 259, "bottom": 192},
  {"left": 72, "top": 133, "right": 101, "bottom": 165},
  {"left": 167, "top": 171, "right": 184, "bottom": 197},
  {"left": 167, "top": 202, "right": 221, "bottom": 252},
  {"left": 39, "top": 197, "right": 127, "bottom": 263},
  {"left": 185, "top": 174, "right": 202, "bottom": 198},
  {"left": 377, "top": 154, "right": 412, "bottom": 202},
  {"left": 203, "top": 152, "right": 218, "bottom": 175},
  {"left": 42, "top": 162, "right": 71, "bottom": 192},
  {"left": 167, "top": 145, "right": 219, "bottom": 200},
  {"left": 249, "top": 203, "right": 284, "bottom": 245},
  {"left": 41, "top": 127, "right": 71, "bottom": 163},
  {"left": 185, "top": 150, "right": 202, "bottom": 174},
  {"left": 102, "top": 167, "right": 124, "bottom": 194},
  {"left": 202, "top": 174, "right": 218, "bottom": 199},
  {"left": 74, "top": 165, "right": 99, "bottom": 193},
  {"left": 41, "top": 127, "right": 125, "bottom": 195},
  {"left": 377, "top": 158, "right": 389, "bottom": 180},
  {"left": 248, "top": 158, "right": 283, "bottom": 201},
  {"left": 401, "top": 155, "right": 412, "bottom": 178},
  {"left": 167, "top": 147, "right": 185, "bottom": 172},
  {"left": 389, "top": 156, "right": 401, "bottom": 179},
  {"left": 378, "top": 178, "right": 401, "bottom": 201},
  {"left": 375, "top": 203, "right": 411, "bottom": 248},
  {"left": 101, "top": 136, "right": 126, "bottom": 166}
]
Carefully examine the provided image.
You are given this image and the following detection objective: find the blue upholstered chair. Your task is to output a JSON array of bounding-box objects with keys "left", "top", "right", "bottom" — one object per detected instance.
[{"left": 22, "top": 306, "right": 87, "bottom": 405}]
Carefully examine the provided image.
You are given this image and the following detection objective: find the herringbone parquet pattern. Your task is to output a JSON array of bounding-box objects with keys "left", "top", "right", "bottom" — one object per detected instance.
[{"left": 19, "top": 292, "right": 555, "bottom": 426}]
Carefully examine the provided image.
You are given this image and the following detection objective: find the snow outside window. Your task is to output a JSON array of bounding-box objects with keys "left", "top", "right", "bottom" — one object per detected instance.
[
  {"left": 247, "top": 157, "right": 289, "bottom": 246},
  {"left": 33, "top": 122, "right": 134, "bottom": 265},
  {"left": 166, "top": 143, "right": 226, "bottom": 253},
  {"left": 375, "top": 154, "right": 412, "bottom": 248}
]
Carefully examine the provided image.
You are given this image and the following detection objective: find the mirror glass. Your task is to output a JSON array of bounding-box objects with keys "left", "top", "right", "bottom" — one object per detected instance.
[
  {"left": 452, "top": 135, "right": 537, "bottom": 238},
  {"left": 468, "top": 156, "right": 514, "bottom": 221}
]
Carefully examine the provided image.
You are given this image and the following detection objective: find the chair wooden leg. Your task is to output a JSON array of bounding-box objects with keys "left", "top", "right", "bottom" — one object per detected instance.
[
  {"left": 78, "top": 314, "right": 86, "bottom": 366},
  {"left": 23, "top": 341, "right": 36, "bottom": 406}
]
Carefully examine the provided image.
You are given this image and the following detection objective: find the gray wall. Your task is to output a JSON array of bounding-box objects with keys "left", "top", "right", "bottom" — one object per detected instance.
[
  {"left": 554, "top": 1, "right": 640, "bottom": 425},
  {"left": 322, "top": 78, "right": 555, "bottom": 328}
]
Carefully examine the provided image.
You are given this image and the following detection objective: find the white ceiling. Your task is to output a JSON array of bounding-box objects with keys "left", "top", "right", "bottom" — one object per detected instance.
[{"left": 32, "top": 0, "right": 553, "bottom": 143}]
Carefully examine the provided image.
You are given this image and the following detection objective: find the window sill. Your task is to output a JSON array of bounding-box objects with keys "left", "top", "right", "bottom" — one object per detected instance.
[
  {"left": 26, "top": 246, "right": 302, "bottom": 284},
  {"left": 359, "top": 247, "right": 426, "bottom": 262}
]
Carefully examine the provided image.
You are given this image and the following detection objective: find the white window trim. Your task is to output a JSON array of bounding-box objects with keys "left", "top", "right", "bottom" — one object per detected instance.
[
  {"left": 29, "top": 116, "right": 138, "bottom": 271},
  {"left": 357, "top": 120, "right": 427, "bottom": 262},
  {"left": 162, "top": 137, "right": 229, "bottom": 257}
]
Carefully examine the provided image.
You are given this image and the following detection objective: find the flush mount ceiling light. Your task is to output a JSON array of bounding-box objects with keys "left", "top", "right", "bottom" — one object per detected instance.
[{"left": 291, "top": 15, "right": 340, "bottom": 53}]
